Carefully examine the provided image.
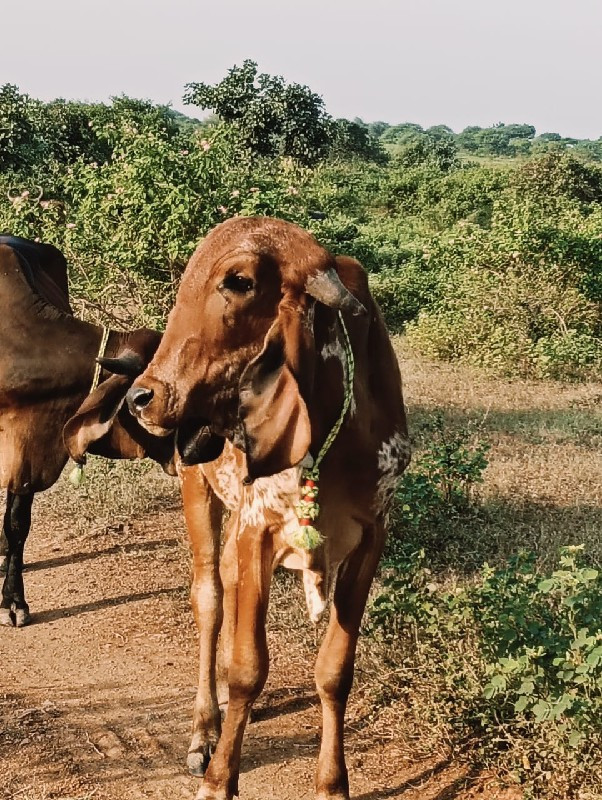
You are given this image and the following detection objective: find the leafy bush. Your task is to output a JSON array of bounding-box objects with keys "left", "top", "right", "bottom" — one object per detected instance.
[
  {"left": 404, "top": 183, "right": 602, "bottom": 379},
  {"left": 390, "top": 413, "right": 490, "bottom": 536},
  {"left": 368, "top": 545, "right": 602, "bottom": 798},
  {"left": 366, "top": 419, "right": 601, "bottom": 797},
  {"left": 1, "top": 84, "right": 600, "bottom": 379}
]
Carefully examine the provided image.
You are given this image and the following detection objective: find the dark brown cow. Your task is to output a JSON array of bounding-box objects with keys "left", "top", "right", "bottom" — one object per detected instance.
[
  {"left": 125, "top": 217, "right": 411, "bottom": 800},
  {"left": 0, "top": 236, "right": 174, "bottom": 627}
]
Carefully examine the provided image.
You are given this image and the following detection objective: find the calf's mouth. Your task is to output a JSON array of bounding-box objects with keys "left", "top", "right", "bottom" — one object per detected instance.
[{"left": 176, "top": 418, "right": 225, "bottom": 466}]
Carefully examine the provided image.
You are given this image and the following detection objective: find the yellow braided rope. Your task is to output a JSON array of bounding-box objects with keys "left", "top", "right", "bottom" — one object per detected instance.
[
  {"left": 69, "top": 325, "right": 110, "bottom": 487},
  {"left": 291, "top": 311, "right": 355, "bottom": 549},
  {"left": 90, "top": 325, "right": 110, "bottom": 394}
]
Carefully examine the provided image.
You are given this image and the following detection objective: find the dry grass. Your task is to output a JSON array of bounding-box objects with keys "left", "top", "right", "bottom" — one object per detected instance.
[
  {"left": 396, "top": 339, "right": 602, "bottom": 569},
  {"left": 30, "top": 458, "right": 181, "bottom": 542}
]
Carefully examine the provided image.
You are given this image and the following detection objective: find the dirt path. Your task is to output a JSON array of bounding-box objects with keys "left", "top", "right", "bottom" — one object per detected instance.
[{"left": 0, "top": 510, "right": 516, "bottom": 800}]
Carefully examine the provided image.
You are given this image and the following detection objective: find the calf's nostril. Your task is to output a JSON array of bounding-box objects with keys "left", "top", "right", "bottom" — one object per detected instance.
[{"left": 127, "top": 386, "right": 154, "bottom": 414}]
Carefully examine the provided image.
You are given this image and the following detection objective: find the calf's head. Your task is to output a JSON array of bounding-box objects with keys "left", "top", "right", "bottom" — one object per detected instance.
[{"left": 128, "top": 217, "right": 365, "bottom": 479}]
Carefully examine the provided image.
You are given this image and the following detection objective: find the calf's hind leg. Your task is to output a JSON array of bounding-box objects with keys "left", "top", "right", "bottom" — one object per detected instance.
[
  {"left": 314, "top": 523, "right": 385, "bottom": 800},
  {"left": 0, "top": 491, "right": 34, "bottom": 628}
]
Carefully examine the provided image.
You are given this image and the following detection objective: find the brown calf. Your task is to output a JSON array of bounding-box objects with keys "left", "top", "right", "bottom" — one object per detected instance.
[{"left": 125, "top": 217, "right": 410, "bottom": 800}]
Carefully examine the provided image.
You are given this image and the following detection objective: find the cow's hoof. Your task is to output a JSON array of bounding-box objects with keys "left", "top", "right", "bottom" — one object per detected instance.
[
  {"left": 187, "top": 747, "right": 213, "bottom": 777},
  {"left": 0, "top": 608, "right": 13, "bottom": 626},
  {"left": 14, "top": 608, "right": 31, "bottom": 628}
]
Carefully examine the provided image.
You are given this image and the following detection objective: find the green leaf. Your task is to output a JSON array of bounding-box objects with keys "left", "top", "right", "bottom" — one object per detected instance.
[
  {"left": 514, "top": 695, "right": 530, "bottom": 713},
  {"left": 532, "top": 700, "right": 550, "bottom": 722}
]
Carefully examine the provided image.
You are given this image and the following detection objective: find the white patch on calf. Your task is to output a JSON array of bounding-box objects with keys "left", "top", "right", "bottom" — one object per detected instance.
[
  {"left": 303, "top": 568, "right": 328, "bottom": 624},
  {"left": 209, "top": 446, "right": 240, "bottom": 510},
  {"left": 374, "top": 431, "right": 412, "bottom": 516},
  {"left": 238, "top": 466, "right": 332, "bottom": 624},
  {"left": 239, "top": 467, "right": 302, "bottom": 530}
]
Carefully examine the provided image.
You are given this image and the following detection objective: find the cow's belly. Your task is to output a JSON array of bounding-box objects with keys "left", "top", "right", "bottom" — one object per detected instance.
[{"left": 0, "top": 404, "right": 69, "bottom": 492}]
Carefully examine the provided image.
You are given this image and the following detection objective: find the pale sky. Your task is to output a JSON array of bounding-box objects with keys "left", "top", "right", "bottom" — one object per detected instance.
[{"left": 1, "top": 0, "right": 601, "bottom": 139}]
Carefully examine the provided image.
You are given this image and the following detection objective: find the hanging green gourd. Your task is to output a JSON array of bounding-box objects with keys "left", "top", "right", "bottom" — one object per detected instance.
[{"left": 69, "top": 461, "right": 86, "bottom": 487}]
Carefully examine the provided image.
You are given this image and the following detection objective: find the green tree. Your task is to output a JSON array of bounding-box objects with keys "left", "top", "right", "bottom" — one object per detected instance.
[
  {"left": 183, "top": 60, "right": 333, "bottom": 165},
  {"left": 330, "top": 118, "right": 388, "bottom": 163},
  {"left": 0, "top": 84, "right": 44, "bottom": 172}
]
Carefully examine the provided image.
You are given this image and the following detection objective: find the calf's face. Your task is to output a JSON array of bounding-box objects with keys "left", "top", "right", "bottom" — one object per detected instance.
[{"left": 128, "top": 217, "right": 364, "bottom": 478}]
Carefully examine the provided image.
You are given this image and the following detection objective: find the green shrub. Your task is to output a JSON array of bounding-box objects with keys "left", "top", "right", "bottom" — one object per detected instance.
[
  {"left": 368, "top": 545, "right": 602, "bottom": 798},
  {"left": 1, "top": 86, "right": 601, "bottom": 380},
  {"left": 391, "top": 413, "right": 490, "bottom": 535},
  {"left": 367, "top": 418, "right": 601, "bottom": 797},
  {"left": 405, "top": 237, "right": 602, "bottom": 378}
]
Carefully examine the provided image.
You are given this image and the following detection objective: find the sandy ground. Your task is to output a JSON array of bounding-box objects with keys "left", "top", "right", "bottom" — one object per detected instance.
[{"left": 0, "top": 508, "right": 521, "bottom": 800}]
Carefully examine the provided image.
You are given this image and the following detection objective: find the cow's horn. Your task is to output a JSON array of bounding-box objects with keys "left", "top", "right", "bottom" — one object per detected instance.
[
  {"left": 305, "top": 268, "right": 366, "bottom": 316},
  {"left": 97, "top": 352, "right": 144, "bottom": 378}
]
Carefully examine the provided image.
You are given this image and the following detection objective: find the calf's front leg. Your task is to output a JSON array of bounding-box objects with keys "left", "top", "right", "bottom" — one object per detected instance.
[
  {"left": 197, "top": 526, "right": 274, "bottom": 800},
  {"left": 216, "top": 516, "right": 239, "bottom": 711},
  {"left": 180, "top": 467, "right": 224, "bottom": 776}
]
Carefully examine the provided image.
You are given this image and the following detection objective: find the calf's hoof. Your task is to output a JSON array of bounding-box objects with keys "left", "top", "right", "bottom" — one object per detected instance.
[
  {"left": 0, "top": 606, "right": 31, "bottom": 627},
  {"left": 195, "top": 782, "right": 233, "bottom": 800},
  {"left": 187, "top": 746, "right": 213, "bottom": 777}
]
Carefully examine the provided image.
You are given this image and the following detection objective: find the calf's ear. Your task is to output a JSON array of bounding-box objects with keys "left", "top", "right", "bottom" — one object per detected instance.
[
  {"left": 239, "top": 306, "right": 313, "bottom": 481},
  {"left": 63, "top": 375, "right": 144, "bottom": 463}
]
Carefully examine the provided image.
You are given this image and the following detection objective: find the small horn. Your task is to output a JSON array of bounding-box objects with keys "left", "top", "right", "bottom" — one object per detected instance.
[
  {"left": 97, "top": 352, "right": 144, "bottom": 378},
  {"left": 306, "top": 268, "right": 366, "bottom": 316}
]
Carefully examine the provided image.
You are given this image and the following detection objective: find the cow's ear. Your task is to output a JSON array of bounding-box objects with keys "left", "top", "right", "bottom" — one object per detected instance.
[
  {"left": 63, "top": 374, "right": 144, "bottom": 463},
  {"left": 238, "top": 302, "right": 314, "bottom": 480}
]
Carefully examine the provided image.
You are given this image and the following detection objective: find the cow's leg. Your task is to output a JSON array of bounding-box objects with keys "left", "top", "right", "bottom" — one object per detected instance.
[
  {"left": 197, "top": 526, "right": 273, "bottom": 800},
  {"left": 0, "top": 505, "right": 8, "bottom": 576},
  {"left": 0, "top": 491, "right": 34, "bottom": 628},
  {"left": 181, "top": 468, "right": 224, "bottom": 777},
  {"left": 314, "top": 523, "right": 385, "bottom": 800},
  {"left": 0, "top": 493, "right": 12, "bottom": 582}
]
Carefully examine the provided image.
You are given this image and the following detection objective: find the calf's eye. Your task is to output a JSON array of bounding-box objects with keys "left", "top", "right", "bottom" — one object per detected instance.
[{"left": 220, "top": 273, "right": 255, "bottom": 295}]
